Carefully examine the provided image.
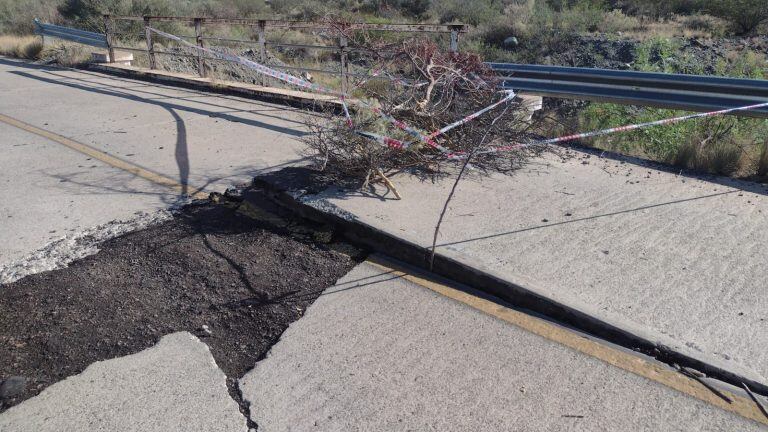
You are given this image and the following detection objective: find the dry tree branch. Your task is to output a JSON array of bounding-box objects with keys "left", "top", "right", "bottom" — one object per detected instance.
[
  {"left": 429, "top": 104, "right": 513, "bottom": 270},
  {"left": 301, "top": 17, "right": 550, "bottom": 200}
]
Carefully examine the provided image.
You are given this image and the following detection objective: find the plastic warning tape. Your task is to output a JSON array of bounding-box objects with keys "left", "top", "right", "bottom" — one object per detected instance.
[{"left": 479, "top": 100, "right": 768, "bottom": 155}]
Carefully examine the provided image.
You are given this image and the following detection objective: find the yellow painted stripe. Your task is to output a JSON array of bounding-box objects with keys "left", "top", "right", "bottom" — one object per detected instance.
[
  {"left": 0, "top": 113, "right": 208, "bottom": 200},
  {"left": 366, "top": 255, "right": 768, "bottom": 426}
]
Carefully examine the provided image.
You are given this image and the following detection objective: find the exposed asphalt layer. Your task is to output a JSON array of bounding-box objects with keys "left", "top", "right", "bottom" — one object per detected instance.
[{"left": 0, "top": 190, "right": 363, "bottom": 413}]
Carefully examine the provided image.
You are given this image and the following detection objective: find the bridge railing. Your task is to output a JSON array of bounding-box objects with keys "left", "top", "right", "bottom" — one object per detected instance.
[{"left": 103, "top": 15, "right": 466, "bottom": 94}]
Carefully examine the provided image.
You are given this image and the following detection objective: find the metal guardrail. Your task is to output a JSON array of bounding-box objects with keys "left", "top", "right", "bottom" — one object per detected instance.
[
  {"left": 104, "top": 15, "right": 465, "bottom": 94},
  {"left": 489, "top": 63, "right": 768, "bottom": 119},
  {"left": 29, "top": 18, "right": 768, "bottom": 119},
  {"left": 33, "top": 19, "right": 108, "bottom": 48}
]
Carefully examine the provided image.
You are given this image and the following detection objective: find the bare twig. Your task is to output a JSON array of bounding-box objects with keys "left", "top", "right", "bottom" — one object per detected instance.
[
  {"left": 742, "top": 383, "right": 768, "bottom": 419},
  {"left": 429, "top": 104, "right": 512, "bottom": 270},
  {"left": 675, "top": 364, "right": 733, "bottom": 404},
  {"left": 376, "top": 168, "right": 401, "bottom": 200}
]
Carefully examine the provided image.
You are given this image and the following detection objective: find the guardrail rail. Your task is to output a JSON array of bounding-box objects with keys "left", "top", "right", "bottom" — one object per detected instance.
[
  {"left": 489, "top": 63, "right": 768, "bottom": 119},
  {"left": 34, "top": 19, "right": 108, "bottom": 48},
  {"left": 29, "top": 18, "right": 768, "bottom": 119}
]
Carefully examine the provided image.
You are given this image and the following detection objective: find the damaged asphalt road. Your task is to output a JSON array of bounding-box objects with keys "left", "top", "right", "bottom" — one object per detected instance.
[{"left": 0, "top": 190, "right": 363, "bottom": 413}]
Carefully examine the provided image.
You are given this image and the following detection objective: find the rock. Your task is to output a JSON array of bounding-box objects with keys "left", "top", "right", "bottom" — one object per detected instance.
[
  {"left": 503, "top": 36, "right": 519, "bottom": 49},
  {"left": 224, "top": 187, "right": 244, "bottom": 202},
  {"left": 0, "top": 376, "right": 27, "bottom": 399}
]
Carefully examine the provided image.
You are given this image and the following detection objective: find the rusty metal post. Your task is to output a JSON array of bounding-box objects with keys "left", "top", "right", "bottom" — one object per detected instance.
[
  {"left": 144, "top": 17, "right": 156, "bottom": 69},
  {"left": 194, "top": 18, "right": 206, "bottom": 77},
  {"left": 339, "top": 35, "right": 349, "bottom": 94},
  {"left": 103, "top": 15, "right": 116, "bottom": 63},
  {"left": 257, "top": 20, "right": 267, "bottom": 86}
]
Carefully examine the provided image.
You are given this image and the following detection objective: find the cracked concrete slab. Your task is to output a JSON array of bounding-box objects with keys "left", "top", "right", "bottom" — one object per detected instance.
[
  {"left": 0, "top": 57, "right": 307, "bottom": 271},
  {"left": 240, "top": 262, "right": 764, "bottom": 431},
  {"left": 0, "top": 332, "right": 247, "bottom": 432},
  {"left": 300, "top": 152, "right": 768, "bottom": 383}
]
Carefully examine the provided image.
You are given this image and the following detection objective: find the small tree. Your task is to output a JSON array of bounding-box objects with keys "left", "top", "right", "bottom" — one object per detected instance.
[{"left": 706, "top": 0, "right": 768, "bottom": 35}]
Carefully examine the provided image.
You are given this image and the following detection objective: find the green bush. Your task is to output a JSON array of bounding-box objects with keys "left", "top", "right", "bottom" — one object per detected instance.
[
  {"left": 545, "top": 0, "right": 607, "bottom": 12},
  {"left": 430, "top": 0, "right": 503, "bottom": 25},
  {"left": 680, "top": 14, "right": 727, "bottom": 37},
  {"left": 578, "top": 43, "right": 768, "bottom": 177},
  {"left": 704, "top": 0, "right": 768, "bottom": 35},
  {"left": 616, "top": 0, "right": 701, "bottom": 19},
  {"left": 0, "top": 0, "right": 61, "bottom": 34}
]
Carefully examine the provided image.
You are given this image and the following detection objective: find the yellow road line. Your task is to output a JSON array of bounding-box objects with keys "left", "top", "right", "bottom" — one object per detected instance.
[
  {"left": 366, "top": 255, "right": 768, "bottom": 426},
  {"left": 0, "top": 113, "right": 208, "bottom": 200}
]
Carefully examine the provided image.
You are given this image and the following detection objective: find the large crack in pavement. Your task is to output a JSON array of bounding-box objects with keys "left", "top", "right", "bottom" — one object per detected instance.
[{"left": 0, "top": 190, "right": 365, "bottom": 422}]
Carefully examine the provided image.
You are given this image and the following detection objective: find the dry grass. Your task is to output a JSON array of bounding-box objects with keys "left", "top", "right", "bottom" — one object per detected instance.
[
  {"left": 0, "top": 35, "right": 43, "bottom": 59},
  {"left": 38, "top": 42, "right": 93, "bottom": 67},
  {"left": 757, "top": 142, "right": 768, "bottom": 178},
  {"left": 618, "top": 14, "right": 728, "bottom": 40}
]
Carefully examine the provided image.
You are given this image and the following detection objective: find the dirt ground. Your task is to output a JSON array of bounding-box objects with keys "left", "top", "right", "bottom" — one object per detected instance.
[{"left": 0, "top": 190, "right": 363, "bottom": 413}]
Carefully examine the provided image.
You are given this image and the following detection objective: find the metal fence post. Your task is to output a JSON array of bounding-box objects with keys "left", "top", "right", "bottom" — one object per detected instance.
[
  {"left": 103, "top": 14, "right": 115, "bottom": 63},
  {"left": 448, "top": 25, "right": 462, "bottom": 53},
  {"left": 339, "top": 35, "right": 349, "bottom": 94},
  {"left": 257, "top": 20, "right": 267, "bottom": 86},
  {"left": 194, "top": 18, "right": 206, "bottom": 78},
  {"left": 144, "top": 17, "right": 156, "bottom": 69}
]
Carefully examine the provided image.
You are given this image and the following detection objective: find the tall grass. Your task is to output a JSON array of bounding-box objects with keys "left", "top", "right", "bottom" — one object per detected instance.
[
  {"left": 573, "top": 34, "right": 768, "bottom": 179},
  {"left": 0, "top": 35, "right": 43, "bottom": 59}
]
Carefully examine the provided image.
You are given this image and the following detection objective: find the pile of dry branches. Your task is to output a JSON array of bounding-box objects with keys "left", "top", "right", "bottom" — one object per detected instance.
[{"left": 303, "top": 20, "right": 546, "bottom": 193}]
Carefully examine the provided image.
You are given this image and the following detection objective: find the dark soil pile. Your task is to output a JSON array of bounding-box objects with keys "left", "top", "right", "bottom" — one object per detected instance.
[{"left": 0, "top": 190, "right": 363, "bottom": 413}]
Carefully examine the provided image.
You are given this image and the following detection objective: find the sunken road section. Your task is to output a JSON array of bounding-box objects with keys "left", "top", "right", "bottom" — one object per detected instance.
[{"left": 0, "top": 191, "right": 363, "bottom": 412}]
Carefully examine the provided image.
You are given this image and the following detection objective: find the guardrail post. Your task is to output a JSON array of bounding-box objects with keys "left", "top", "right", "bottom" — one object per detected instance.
[
  {"left": 194, "top": 18, "right": 206, "bottom": 78},
  {"left": 339, "top": 35, "right": 349, "bottom": 94},
  {"left": 448, "top": 25, "right": 463, "bottom": 53},
  {"left": 103, "top": 14, "right": 115, "bottom": 63},
  {"left": 257, "top": 20, "right": 267, "bottom": 86},
  {"left": 144, "top": 17, "right": 156, "bottom": 70}
]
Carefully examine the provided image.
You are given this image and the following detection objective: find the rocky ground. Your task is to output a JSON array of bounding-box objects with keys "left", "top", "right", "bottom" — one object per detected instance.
[
  {"left": 0, "top": 190, "right": 363, "bottom": 413},
  {"left": 508, "top": 33, "right": 768, "bottom": 72}
]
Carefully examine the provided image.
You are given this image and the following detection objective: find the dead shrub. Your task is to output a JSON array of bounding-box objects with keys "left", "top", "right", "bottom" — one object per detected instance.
[
  {"left": 302, "top": 27, "right": 544, "bottom": 191},
  {"left": 672, "top": 121, "right": 744, "bottom": 176},
  {"left": 40, "top": 42, "right": 92, "bottom": 67},
  {"left": 757, "top": 142, "right": 768, "bottom": 178},
  {"left": 680, "top": 14, "right": 727, "bottom": 37}
]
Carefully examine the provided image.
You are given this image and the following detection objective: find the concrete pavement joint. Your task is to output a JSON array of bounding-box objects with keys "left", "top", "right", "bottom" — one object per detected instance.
[{"left": 365, "top": 254, "right": 768, "bottom": 426}]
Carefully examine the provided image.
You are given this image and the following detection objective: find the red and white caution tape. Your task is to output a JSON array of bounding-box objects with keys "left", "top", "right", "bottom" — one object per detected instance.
[
  {"left": 479, "top": 100, "right": 768, "bottom": 155},
  {"left": 427, "top": 90, "right": 516, "bottom": 140},
  {"left": 151, "top": 27, "right": 752, "bottom": 161},
  {"left": 354, "top": 130, "right": 407, "bottom": 149}
]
